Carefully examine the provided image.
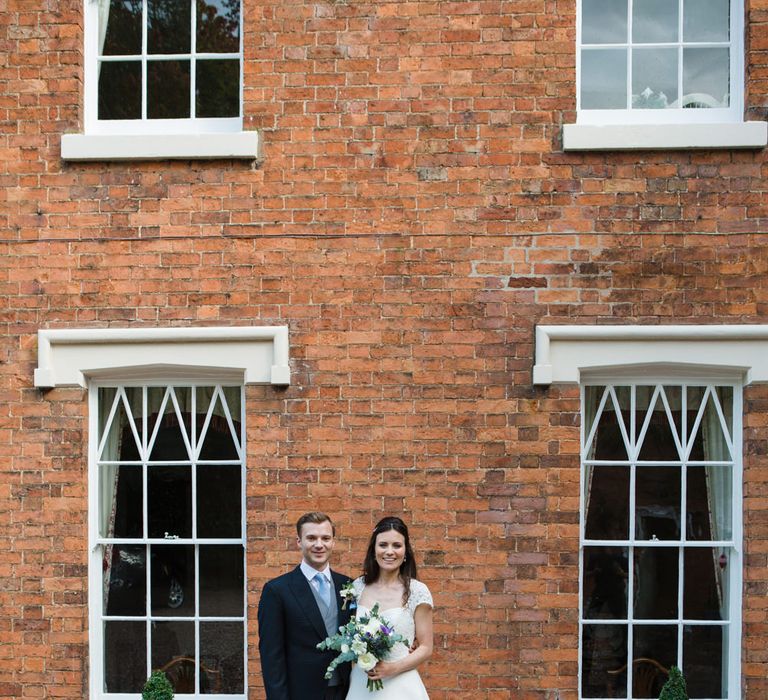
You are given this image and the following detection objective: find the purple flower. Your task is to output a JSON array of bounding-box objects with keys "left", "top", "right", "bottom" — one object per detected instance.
[{"left": 380, "top": 624, "right": 393, "bottom": 635}]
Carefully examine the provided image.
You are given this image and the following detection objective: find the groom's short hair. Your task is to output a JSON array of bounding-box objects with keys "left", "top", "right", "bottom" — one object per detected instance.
[{"left": 296, "top": 511, "right": 335, "bottom": 537}]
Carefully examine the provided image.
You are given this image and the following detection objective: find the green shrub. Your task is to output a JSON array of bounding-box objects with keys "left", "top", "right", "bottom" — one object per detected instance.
[
  {"left": 659, "top": 666, "right": 688, "bottom": 700},
  {"left": 142, "top": 671, "right": 174, "bottom": 700}
]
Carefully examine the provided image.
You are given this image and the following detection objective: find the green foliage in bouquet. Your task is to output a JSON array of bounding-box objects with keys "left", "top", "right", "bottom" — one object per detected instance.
[
  {"left": 658, "top": 666, "right": 688, "bottom": 700},
  {"left": 142, "top": 671, "right": 174, "bottom": 700},
  {"left": 318, "top": 603, "right": 406, "bottom": 690}
]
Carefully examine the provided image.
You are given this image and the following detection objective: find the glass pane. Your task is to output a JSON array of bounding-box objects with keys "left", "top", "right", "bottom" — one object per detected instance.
[
  {"left": 200, "top": 546, "right": 244, "bottom": 616},
  {"left": 584, "top": 466, "right": 629, "bottom": 539},
  {"left": 148, "top": 466, "right": 192, "bottom": 538},
  {"left": 634, "top": 547, "right": 678, "bottom": 619},
  {"left": 99, "top": 386, "right": 142, "bottom": 460},
  {"left": 151, "top": 545, "right": 195, "bottom": 616},
  {"left": 104, "top": 544, "right": 146, "bottom": 616},
  {"left": 689, "top": 391, "right": 732, "bottom": 462},
  {"left": 147, "top": 60, "right": 191, "bottom": 119},
  {"left": 581, "top": 49, "right": 628, "bottom": 110},
  {"left": 591, "top": 389, "right": 630, "bottom": 460},
  {"left": 664, "top": 386, "right": 683, "bottom": 438},
  {"left": 102, "top": 0, "right": 143, "bottom": 55},
  {"left": 583, "top": 385, "right": 604, "bottom": 450},
  {"left": 100, "top": 465, "right": 142, "bottom": 538},
  {"left": 687, "top": 466, "right": 732, "bottom": 541},
  {"left": 684, "top": 0, "right": 729, "bottom": 42},
  {"left": 682, "top": 48, "right": 729, "bottom": 108},
  {"left": 197, "top": 465, "right": 241, "bottom": 538},
  {"left": 633, "top": 625, "right": 677, "bottom": 697},
  {"left": 197, "top": 388, "right": 240, "bottom": 460},
  {"left": 148, "top": 0, "right": 191, "bottom": 54},
  {"left": 98, "top": 387, "right": 118, "bottom": 446},
  {"left": 148, "top": 387, "right": 191, "bottom": 461},
  {"left": 583, "top": 547, "right": 628, "bottom": 619},
  {"left": 582, "top": 0, "right": 628, "bottom": 43},
  {"left": 636, "top": 387, "right": 680, "bottom": 461},
  {"left": 151, "top": 621, "right": 196, "bottom": 692},
  {"left": 715, "top": 386, "right": 733, "bottom": 441},
  {"left": 196, "top": 60, "right": 240, "bottom": 118},
  {"left": 632, "top": 48, "right": 678, "bottom": 109},
  {"left": 581, "top": 624, "right": 628, "bottom": 698},
  {"left": 635, "top": 467, "right": 680, "bottom": 540},
  {"left": 201, "top": 622, "right": 244, "bottom": 694},
  {"left": 684, "top": 625, "right": 727, "bottom": 698},
  {"left": 105, "top": 621, "right": 146, "bottom": 692},
  {"left": 633, "top": 0, "right": 678, "bottom": 43},
  {"left": 684, "top": 548, "right": 729, "bottom": 620},
  {"left": 197, "top": 0, "right": 240, "bottom": 52}
]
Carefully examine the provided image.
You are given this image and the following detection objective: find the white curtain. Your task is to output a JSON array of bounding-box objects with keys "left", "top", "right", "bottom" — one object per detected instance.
[
  {"left": 701, "top": 389, "right": 731, "bottom": 615},
  {"left": 96, "top": 0, "right": 111, "bottom": 83},
  {"left": 100, "top": 388, "right": 122, "bottom": 611},
  {"left": 582, "top": 386, "right": 602, "bottom": 519}
]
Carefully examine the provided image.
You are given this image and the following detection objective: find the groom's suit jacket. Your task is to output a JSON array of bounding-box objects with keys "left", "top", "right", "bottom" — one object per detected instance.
[{"left": 257, "top": 566, "right": 353, "bottom": 700}]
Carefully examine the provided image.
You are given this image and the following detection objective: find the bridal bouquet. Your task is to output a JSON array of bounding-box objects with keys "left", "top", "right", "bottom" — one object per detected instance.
[{"left": 317, "top": 603, "right": 405, "bottom": 691}]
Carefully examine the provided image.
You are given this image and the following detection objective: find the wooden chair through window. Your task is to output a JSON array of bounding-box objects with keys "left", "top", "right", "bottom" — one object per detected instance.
[
  {"left": 606, "top": 657, "right": 669, "bottom": 698},
  {"left": 159, "top": 656, "right": 222, "bottom": 694}
]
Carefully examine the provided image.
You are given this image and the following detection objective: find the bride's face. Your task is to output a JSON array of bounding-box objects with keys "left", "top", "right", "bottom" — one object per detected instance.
[{"left": 374, "top": 529, "right": 406, "bottom": 572}]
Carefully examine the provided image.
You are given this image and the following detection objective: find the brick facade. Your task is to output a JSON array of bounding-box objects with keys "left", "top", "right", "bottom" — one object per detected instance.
[{"left": 2, "top": 1, "right": 768, "bottom": 699}]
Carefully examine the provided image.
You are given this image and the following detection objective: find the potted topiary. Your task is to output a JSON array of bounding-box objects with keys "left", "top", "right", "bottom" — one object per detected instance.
[
  {"left": 142, "top": 671, "right": 174, "bottom": 700},
  {"left": 658, "top": 665, "right": 688, "bottom": 700}
]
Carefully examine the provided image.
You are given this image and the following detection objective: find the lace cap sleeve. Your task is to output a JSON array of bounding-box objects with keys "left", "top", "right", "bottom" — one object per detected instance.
[
  {"left": 407, "top": 579, "right": 433, "bottom": 614},
  {"left": 352, "top": 576, "right": 365, "bottom": 598}
]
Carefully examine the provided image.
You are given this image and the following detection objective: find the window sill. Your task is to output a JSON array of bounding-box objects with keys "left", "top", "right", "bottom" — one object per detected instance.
[
  {"left": 60, "top": 131, "right": 260, "bottom": 161},
  {"left": 562, "top": 121, "right": 767, "bottom": 151}
]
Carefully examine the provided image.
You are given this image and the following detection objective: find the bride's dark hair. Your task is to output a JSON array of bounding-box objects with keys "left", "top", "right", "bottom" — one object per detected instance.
[{"left": 362, "top": 516, "right": 417, "bottom": 606}]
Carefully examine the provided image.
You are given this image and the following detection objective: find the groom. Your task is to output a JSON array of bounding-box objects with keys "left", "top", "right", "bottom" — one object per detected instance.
[{"left": 258, "top": 512, "right": 353, "bottom": 700}]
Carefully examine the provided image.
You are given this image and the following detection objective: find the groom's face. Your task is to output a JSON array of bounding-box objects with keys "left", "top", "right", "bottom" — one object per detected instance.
[{"left": 297, "top": 520, "right": 336, "bottom": 570}]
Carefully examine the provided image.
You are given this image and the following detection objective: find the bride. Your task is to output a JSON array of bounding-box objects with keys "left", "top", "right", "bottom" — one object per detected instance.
[{"left": 345, "top": 516, "right": 433, "bottom": 700}]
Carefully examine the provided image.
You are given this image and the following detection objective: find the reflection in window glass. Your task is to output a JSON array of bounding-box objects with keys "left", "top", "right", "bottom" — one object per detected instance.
[
  {"left": 105, "top": 621, "right": 146, "bottom": 692},
  {"left": 95, "top": 384, "right": 246, "bottom": 694},
  {"left": 633, "top": 0, "right": 678, "bottom": 43},
  {"left": 632, "top": 48, "right": 678, "bottom": 109},
  {"left": 102, "top": 0, "right": 142, "bottom": 55},
  {"left": 684, "top": 0, "right": 729, "bottom": 42},
  {"left": 201, "top": 622, "right": 245, "bottom": 693},
  {"left": 582, "top": 0, "right": 627, "bottom": 43},
  {"left": 579, "top": 0, "right": 734, "bottom": 113},
  {"left": 580, "top": 50, "right": 628, "bottom": 110},
  {"left": 683, "top": 48, "right": 730, "bottom": 108},
  {"left": 148, "top": 60, "right": 191, "bottom": 119},
  {"left": 148, "top": 0, "right": 191, "bottom": 54},
  {"left": 580, "top": 383, "right": 738, "bottom": 699},
  {"left": 196, "top": 60, "right": 240, "bottom": 118},
  {"left": 98, "top": 61, "right": 142, "bottom": 120},
  {"left": 96, "top": 0, "right": 242, "bottom": 121},
  {"left": 197, "top": 0, "right": 240, "bottom": 53}
]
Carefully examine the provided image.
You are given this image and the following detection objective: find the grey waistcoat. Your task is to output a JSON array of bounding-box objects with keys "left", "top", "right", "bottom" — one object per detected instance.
[{"left": 309, "top": 578, "right": 341, "bottom": 686}]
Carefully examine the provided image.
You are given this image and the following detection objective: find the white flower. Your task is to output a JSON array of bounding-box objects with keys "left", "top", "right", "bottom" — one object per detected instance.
[
  {"left": 341, "top": 643, "right": 349, "bottom": 653},
  {"left": 357, "top": 652, "right": 378, "bottom": 671},
  {"left": 351, "top": 639, "right": 367, "bottom": 655},
  {"left": 362, "top": 617, "right": 382, "bottom": 636}
]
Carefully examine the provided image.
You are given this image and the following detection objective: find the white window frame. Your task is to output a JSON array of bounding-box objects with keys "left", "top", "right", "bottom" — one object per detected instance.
[
  {"left": 578, "top": 377, "right": 743, "bottom": 699},
  {"left": 90, "top": 380, "right": 247, "bottom": 699},
  {"left": 61, "top": 0, "right": 259, "bottom": 160},
  {"left": 564, "top": 0, "right": 767, "bottom": 150}
]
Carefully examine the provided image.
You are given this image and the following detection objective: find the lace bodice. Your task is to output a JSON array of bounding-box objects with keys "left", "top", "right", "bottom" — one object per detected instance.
[{"left": 351, "top": 578, "right": 433, "bottom": 661}]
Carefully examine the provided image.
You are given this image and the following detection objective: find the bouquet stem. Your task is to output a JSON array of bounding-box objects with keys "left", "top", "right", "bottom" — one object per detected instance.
[{"left": 366, "top": 679, "right": 383, "bottom": 692}]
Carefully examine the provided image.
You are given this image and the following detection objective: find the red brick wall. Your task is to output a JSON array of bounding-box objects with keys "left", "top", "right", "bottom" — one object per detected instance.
[{"left": 2, "top": 0, "right": 768, "bottom": 699}]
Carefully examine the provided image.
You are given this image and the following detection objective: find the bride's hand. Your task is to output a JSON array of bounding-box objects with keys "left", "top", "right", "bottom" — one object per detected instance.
[{"left": 366, "top": 661, "right": 399, "bottom": 681}]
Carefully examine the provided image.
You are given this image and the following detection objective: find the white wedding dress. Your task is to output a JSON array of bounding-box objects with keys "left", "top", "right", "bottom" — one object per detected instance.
[{"left": 345, "top": 577, "right": 433, "bottom": 700}]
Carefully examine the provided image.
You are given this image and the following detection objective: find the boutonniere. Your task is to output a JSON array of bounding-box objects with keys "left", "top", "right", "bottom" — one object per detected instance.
[{"left": 340, "top": 581, "right": 357, "bottom": 610}]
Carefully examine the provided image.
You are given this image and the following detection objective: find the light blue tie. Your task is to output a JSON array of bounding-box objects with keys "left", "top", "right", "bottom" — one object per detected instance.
[{"left": 315, "top": 573, "right": 331, "bottom": 607}]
